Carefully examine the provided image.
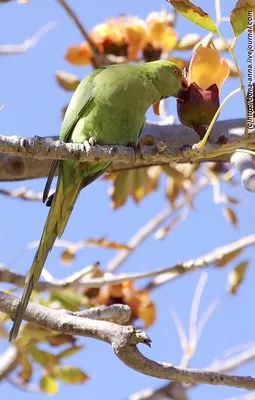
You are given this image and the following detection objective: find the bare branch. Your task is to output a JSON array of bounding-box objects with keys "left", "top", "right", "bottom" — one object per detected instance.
[
  {"left": 1, "top": 290, "right": 255, "bottom": 390},
  {"left": 0, "top": 119, "right": 247, "bottom": 182},
  {"left": 0, "top": 187, "right": 43, "bottom": 201},
  {"left": 0, "top": 346, "right": 21, "bottom": 382},
  {"left": 1, "top": 235, "right": 254, "bottom": 291},
  {"left": 129, "top": 345, "right": 255, "bottom": 400},
  {"left": 231, "top": 153, "right": 255, "bottom": 192},
  {"left": 0, "top": 22, "right": 57, "bottom": 55},
  {"left": 145, "top": 235, "right": 255, "bottom": 290}
]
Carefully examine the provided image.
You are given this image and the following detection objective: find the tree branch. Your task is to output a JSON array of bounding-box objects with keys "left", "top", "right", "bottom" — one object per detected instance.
[
  {"left": 0, "top": 235, "right": 254, "bottom": 292},
  {"left": 145, "top": 234, "right": 255, "bottom": 290},
  {"left": 0, "top": 346, "right": 21, "bottom": 382},
  {"left": 231, "top": 153, "right": 255, "bottom": 192},
  {"left": 129, "top": 345, "right": 255, "bottom": 400},
  {"left": 0, "top": 22, "right": 57, "bottom": 55},
  {"left": 1, "top": 290, "right": 255, "bottom": 390},
  {"left": 0, "top": 119, "right": 246, "bottom": 182}
]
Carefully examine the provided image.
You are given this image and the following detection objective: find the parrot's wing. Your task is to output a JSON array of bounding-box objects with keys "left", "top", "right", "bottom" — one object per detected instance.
[{"left": 43, "top": 69, "right": 104, "bottom": 203}]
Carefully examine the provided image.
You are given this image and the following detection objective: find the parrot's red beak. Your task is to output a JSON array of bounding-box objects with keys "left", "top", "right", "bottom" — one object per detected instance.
[{"left": 153, "top": 100, "right": 160, "bottom": 116}]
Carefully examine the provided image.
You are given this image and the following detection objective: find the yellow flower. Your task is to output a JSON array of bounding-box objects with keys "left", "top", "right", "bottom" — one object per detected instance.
[
  {"left": 189, "top": 43, "right": 230, "bottom": 91},
  {"left": 146, "top": 10, "right": 177, "bottom": 52}
]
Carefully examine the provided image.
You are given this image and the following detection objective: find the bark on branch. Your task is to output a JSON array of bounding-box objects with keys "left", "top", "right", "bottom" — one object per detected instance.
[
  {"left": 0, "top": 119, "right": 248, "bottom": 182},
  {"left": 1, "top": 290, "right": 255, "bottom": 390}
]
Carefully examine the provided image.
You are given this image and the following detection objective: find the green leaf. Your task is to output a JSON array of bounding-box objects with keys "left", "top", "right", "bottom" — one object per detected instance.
[
  {"left": 230, "top": 1, "right": 255, "bottom": 37},
  {"left": 29, "top": 346, "right": 58, "bottom": 369},
  {"left": 40, "top": 375, "right": 59, "bottom": 395},
  {"left": 167, "top": 0, "right": 220, "bottom": 36},
  {"left": 54, "top": 366, "right": 89, "bottom": 384},
  {"left": 57, "top": 346, "right": 84, "bottom": 359},
  {"left": 50, "top": 289, "right": 88, "bottom": 311}
]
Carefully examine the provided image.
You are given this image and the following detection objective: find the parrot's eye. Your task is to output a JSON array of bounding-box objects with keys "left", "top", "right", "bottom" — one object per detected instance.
[{"left": 172, "top": 68, "right": 179, "bottom": 76}]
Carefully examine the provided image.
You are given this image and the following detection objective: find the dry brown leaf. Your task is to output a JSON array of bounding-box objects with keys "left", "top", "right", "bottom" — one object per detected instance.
[
  {"left": 61, "top": 249, "right": 75, "bottom": 265},
  {"left": 55, "top": 71, "right": 80, "bottom": 92},
  {"left": 230, "top": 0, "right": 255, "bottom": 37},
  {"left": 215, "top": 248, "right": 242, "bottom": 267},
  {"left": 154, "top": 216, "right": 181, "bottom": 240},
  {"left": 223, "top": 207, "right": 239, "bottom": 229},
  {"left": 228, "top": 261, "right": 248, "bottom": 294},
  {"left": 168, "top": 0, "right": 220, "bottom": 36},
  {"left": 86, "top": 238, "right": 132, "bottom": 251},
  {"left": 107, "top": 167, "right": 161, "bottom": 209},
  {"left": 221, "top": 194, "right": 240, "bottom": 205}
]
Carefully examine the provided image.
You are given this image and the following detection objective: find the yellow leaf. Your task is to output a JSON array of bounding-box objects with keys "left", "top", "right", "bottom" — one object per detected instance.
[
  {"left": 223, "top": 207, "right": 239, "bottom": 229},
  {"left": 54, "top": 366, "right": 89, "bottom": 384},
  {"left": 228, "top": 261, "right": 248, "bottom": 294},
  {"left": 57, "top": 346, "right": 84, "bottom": 359},
  {"left": 166, "top": 177, "right": 182, "bottom": 205},
  {"left": 167, "top": 0, "right": 220, "bottom": 36},
  {"left": 29, "top": 347, "right": 58, "bottom": 369},
  {"left": 230, "top": 0, "right": 255, "bottom": 37},
  {"left": 175, "top": 33, "right": 201, "bottom": 50},
  {"left": 86, "top": 238, "right": 132, "bottom": 251},
  {"left": 55, "top": 71, "right": 80, "bottom": 92},
  {"left": 18, "top": 355, "right": 33, "bottom": 383},
  {"left": 40, "top": 375, "right": 58, "bottom": 395}
]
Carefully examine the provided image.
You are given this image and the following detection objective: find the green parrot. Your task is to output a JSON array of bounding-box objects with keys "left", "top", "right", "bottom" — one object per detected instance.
[{"left": 9, "top": 60, "right": 183, "bottom": 341}]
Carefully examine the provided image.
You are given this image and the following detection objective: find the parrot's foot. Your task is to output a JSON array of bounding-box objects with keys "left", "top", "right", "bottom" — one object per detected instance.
[
  {"left": 136, "top": 140, "right": 145, "bottom": 160},
  {"left": 84, "top": 137, "right": 97, "bottom": 153}
]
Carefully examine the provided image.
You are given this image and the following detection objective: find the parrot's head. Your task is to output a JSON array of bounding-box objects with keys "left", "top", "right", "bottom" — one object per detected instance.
[{"left": 144, "top": 60, "right": 186, "bottom": 116}]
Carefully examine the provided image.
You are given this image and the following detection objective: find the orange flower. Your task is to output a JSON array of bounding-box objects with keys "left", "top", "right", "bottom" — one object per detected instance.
[
  {"left": 95, "top": 281, "right": 156, "bottom": 328},
  {"left": 146, "top": 10, "right": 177, "bottom": 52},
  {"left": 189, "top": 43, "right": 230, "bottom": 91},
  {"left": 91, "top": 16, "right": 147, "bottom": 59},
  {"left": 65, "top": 43, "right": 93, "bottom": 65}
]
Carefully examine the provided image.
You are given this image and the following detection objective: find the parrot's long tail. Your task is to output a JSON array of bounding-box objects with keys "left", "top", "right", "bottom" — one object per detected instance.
[{"left": 9, "top": 175, "right": 81, "bottom": 342}]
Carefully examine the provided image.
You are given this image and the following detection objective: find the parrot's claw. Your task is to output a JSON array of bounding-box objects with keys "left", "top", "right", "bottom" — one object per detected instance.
[
  {"left": 136, "top": 140, "right": 145, "bottom": 160},
  {"left": 84, "top": 137, "right": 96, "bottom": 153}
]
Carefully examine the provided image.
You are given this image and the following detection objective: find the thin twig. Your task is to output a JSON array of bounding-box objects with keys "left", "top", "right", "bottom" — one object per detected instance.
[
  {"left": 0, "top": 21, "right": 57, "bottom": 55},
  {"left": 0, "top": 187, "right": 43, "bottom": 201},
  {"left": 1, "top": 235, "right": 255, "bottom": 291},
  {"left": 145, "top": 235, "right": 255, "bottom": 290},
  {"left": 56, "top": 0, "right": 101, "bottom": 68},
  {"left": 107, "top": 179, "right": 207, "bottom": 272}
]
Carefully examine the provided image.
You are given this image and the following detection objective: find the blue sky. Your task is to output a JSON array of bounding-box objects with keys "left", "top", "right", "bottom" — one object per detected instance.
[{"left": 0, "top": 1, "right": 254, "bottom": 399}]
